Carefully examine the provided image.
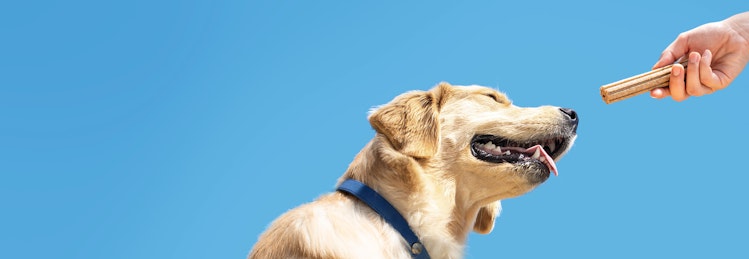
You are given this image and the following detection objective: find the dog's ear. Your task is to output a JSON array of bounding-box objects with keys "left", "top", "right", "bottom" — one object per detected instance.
[
  {"left": 368, "top": 82, "right": 452, "bottom": 158},
  {"left": 473, "top": 201, "right": 501, "bottom": 234}
]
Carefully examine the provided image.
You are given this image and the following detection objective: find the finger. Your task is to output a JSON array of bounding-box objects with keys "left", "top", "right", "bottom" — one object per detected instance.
[
  {"left": 650, "top": 87, "right": 670, "bottom": 99},
  {"left": 668, "top": 63, "right": 688, "bottom": 101},
  {"left": 685, "top": 52, "right": 713, "bottom": 96},
  {"left": 698, "top": 49, "right": 721, "bottom": 91}
]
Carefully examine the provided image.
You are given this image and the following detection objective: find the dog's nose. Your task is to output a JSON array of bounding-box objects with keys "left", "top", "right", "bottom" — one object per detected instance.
[{"left": 559, "top": 108, "right": 578, "bottom": 132}]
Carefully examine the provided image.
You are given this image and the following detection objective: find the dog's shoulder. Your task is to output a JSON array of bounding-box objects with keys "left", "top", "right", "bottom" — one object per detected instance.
[{"left": 249, "top": 192, "right": 411, "bottom": 259}]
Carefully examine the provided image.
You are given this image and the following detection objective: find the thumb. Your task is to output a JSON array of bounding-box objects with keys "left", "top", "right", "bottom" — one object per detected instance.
[
  {"left": 652, "top": 52, "right": 677, "bottom": 69},
  {"left": 653, "top": 36, "right": 689, "bottom": 69}
]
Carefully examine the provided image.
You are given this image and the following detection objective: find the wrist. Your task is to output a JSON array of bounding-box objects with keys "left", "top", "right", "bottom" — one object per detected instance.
[{"left": 725, "top": 12, "right": 749, "bottom": 48}]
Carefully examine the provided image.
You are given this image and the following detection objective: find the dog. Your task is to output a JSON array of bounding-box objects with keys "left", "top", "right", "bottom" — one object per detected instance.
[{"left": 248, "top": 82, "right": 578, "bottom": 259}]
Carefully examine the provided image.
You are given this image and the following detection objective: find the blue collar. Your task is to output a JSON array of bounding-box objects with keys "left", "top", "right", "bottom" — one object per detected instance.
[{"left": 337, "top": 179, "right": 430, "bottom": 259}]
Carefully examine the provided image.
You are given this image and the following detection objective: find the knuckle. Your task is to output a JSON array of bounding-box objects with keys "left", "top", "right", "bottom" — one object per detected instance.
[
  {"left": 686, "top": 88, "right": 703, "bottom": 96},
  {"left": 676, "top": 33, "right": 689, "bottom": 42}
]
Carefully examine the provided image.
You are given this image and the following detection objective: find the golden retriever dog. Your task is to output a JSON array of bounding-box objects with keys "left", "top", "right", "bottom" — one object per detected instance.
[{"left": 249, "top": 82, "right": 578, "bottom": 259}]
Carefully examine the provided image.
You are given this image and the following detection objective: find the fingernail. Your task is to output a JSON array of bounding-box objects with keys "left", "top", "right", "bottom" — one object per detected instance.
[
  {"left": 703, "top": 50, "right": 712, "bottom": 65},
  {"left": 672, "top": 66, "right": 681, "bottom": 76},
  {"left": 689, "top": 52, "right": 700, "bottom": 63}
]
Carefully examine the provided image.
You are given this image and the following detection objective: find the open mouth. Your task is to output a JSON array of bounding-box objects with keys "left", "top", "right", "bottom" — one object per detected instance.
[{"left": 470, "top": 134, "right": 570, "bottom": 176}]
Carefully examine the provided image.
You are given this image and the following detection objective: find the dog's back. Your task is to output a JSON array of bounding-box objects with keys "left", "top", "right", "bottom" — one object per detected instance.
[{"left": 249, "top": 192, "right": 411, "bottom": 259}]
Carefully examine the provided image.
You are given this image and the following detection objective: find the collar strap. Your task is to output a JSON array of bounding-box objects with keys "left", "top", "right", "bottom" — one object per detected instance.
[{"left": 337, "top": 179, "right": 430, "bottom": 259}]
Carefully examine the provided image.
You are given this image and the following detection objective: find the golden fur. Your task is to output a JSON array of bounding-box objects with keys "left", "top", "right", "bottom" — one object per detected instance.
[{"left": 249, "top": 82, "right": 578, "bottom": 259}]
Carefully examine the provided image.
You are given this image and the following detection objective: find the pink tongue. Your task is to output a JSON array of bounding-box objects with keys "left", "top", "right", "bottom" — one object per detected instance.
[{"left": 525, "top": 145, "right": 559, "bottom": 176}]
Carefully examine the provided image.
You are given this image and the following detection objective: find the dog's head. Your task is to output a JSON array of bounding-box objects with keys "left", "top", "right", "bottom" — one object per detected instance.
[{"left": 368, "top": 82, "right": 577, "bottom": 235}]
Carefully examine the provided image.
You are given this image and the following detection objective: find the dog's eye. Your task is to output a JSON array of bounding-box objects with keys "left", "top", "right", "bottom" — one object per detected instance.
[{"left": 485, "top": 93, "right": 504, "bottom": 104}]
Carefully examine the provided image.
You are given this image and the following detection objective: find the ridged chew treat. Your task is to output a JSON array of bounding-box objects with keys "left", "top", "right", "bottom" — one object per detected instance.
[{"left": 600, "top": 60, "right": 688, "bottom": 104}]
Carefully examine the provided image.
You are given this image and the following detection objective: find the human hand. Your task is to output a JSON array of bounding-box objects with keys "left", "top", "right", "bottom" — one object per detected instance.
[{"left": 651, "top": 12, "right": 749, "bottom": 101}]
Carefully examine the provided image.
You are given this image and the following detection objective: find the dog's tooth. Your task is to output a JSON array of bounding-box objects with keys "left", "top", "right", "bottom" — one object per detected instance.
[
  {"left": 548, "top": 142, "right": 556, "bottom": 152},
  {"left": 486, "top": 142, "right": 496, "bottom": 150},
  {"left": 504, "top": 151, "right": 511, "bottom": 155},
  {"left": 532, "top": 148, "right": 541, "bottom": 159}
]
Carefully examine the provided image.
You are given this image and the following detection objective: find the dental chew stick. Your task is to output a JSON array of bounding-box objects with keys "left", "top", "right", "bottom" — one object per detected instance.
[{"left": 600, "top": 60, "right": 688, "bottom": 104}]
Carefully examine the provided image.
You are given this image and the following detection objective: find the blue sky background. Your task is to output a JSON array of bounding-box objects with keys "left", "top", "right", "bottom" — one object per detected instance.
[{"left": 2, "top": 1, "right": 749, "bottom": 258}]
